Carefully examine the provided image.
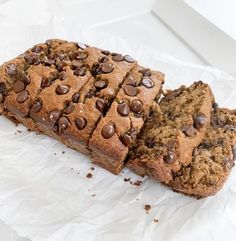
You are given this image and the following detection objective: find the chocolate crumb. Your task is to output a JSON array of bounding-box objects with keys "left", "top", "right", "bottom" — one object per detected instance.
[
  {"left": 153, "top": 218, "right": 158, "bottom": 223},
  {"left": 90, "top": 167, "right": 95, "bottom": 171},
  {"left": 124, "top": 177, "right": 131, "bottom": 182},
  {"left": 27, "top": 129, "right": 32, "bottom": 132},
  {"left": 144, "top": 204, "right": 151, "bottom": 213},
  {"left": 62, "top": 151, "right": 65, "bottom": 154},
  {"left": 71, "top": 167, "right": 74, "bottom": 170},
  {"left": 86, "top": 173, "right": 93, "bottom": 178},
  {"left": 130, "top": 180, "right": 142, "bottom": 186},
  {"left": 17, "top": 130, "right": 22, "bottom": 133},
  {"left": 91, "top": 194, "right": 96, "bottom": 197}
]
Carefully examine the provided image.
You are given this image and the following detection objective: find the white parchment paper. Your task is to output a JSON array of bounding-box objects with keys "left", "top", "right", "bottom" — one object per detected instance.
[{"left": 0, "top": 1, "right": 236, "bottom": 241}]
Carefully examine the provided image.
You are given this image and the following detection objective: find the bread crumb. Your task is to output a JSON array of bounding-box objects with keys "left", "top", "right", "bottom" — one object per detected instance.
[
  {"left": 153, "top": 218, "right": 158, "bottom": 223},
  {"left": 86, "top": 173, "right": 93, "bottom": 178},
  {"left": 130, "top": 180, "right": 142, "bottom": 186},
  {"left": 144, "top": 204, "right": 151, "bottom": 213}
]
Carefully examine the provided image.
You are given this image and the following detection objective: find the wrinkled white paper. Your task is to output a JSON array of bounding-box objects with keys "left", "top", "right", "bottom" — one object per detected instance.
[{"left": 0, "top": 1, "right": 236, "bottom": 241}]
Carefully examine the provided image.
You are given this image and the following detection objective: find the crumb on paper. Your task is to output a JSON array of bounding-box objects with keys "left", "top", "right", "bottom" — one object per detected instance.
[
  {"left": 130, "top": 180, "right": 142, "bottom": 186},
  {"left": 62, "top": 151, "right": 65, "bottom": 154},
  {"left": 86, "top": 173, "right": 93, "bottom": 178},
  {"left": 144, "top": 204, "right": 151, "bottom": 213},
  {"left": 90, "top": 167, "right": 95, "bottom": 171},
  {"left": 77, "top": 172, "right": 80, "bottom": 174},
  {"left": 17, "top": 130, "right": 22, "bottom": 133},
  {"left": 54, "top": 153, "right": 57, "bottom": 155},
  {"left": 71, "top": 167, "right": 74, "bottom": 170},
  {"left": 91, "top": 194, "right": 96, "bottom": 197},
  {"left": 136, "top": 198, "right": 139, "bottom": 201},
  {"left": 153, "top": 218, "right": 158, "bottom": 223},
  {"left": 124, "top": 177, "right": 131, "bottom": 182}
]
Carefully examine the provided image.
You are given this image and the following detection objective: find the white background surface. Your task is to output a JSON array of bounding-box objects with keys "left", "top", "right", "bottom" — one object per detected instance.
[{"left": 0, "top": 0, "right": 235, "bottom": 241}]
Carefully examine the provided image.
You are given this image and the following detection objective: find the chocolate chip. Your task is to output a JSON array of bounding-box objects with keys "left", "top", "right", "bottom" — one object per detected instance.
[
  {"left": 94, "top": 80, "right": 107, "bottom": 90},
  {"left": 131, "top": 99, "right": 142, "bottom": 113},
  {"left": 200, "top": 142, "right": 213, "bottom": 149},
  {"left": 123, "top": 55, "right": 135, "bottom": 63},
  {"left": 74, "top": 67, "right": 86, "bottom": 76},
  {"left": 56, "top": 84, "right": 70, "bottom": 95},
  {"left": 194, "top": 114, "right": 207, "bottom": 130},
  {"left": 64, "top": 102, "right": 74, "bottom": 114},
  {"left": 16, "top": 90, "right": 28, "bottom": 103},
  {"left": 164, "top": 151, "right": 177, "bottom": 164},
  {"left": 49, "top": 110, "right": 61, "bottom": 123},
  {"left": 58, "top": 71, "right": 66, "bottom": 80},
  {"left": 139, "top": 68, "right": 151, "bottom": 77},
  {"left": 57, "top": 52, "right": 65, "bottom": 61},
  {"left": 77, "top": 42, "right": 87, "bottom": 50},
  {"left": 0, "top": 82, "right": 6, "bottom": 95},
  {"left": 75, "top": 116, "right": 87, "bottom": 130},
  {"left": 101, "top": 50, "right": 110, "bottom": 55},
  {"left": 145, "top": 138, "right": 156, "bottom": 148},
  {"left": 91, "top": 62, "right": 102, "bottom": 76},
  {"left": 24, "top": 53, "right": 40, "bottom": 65},
  {"left": 96, "top": 98, "right": 108, "bottom": 114},
  {"left": 101, "top": 122, "right": 115, "bottom": 139},
  {"left": 123, "top": 85, "right": 137, "bottom": 96},
  {"left": 212, "top": 102, "right": 218, "bottom": 112},
  {"left": 44, "top": 57, "right": 55, "bottom": 66},
  {"left": 6, "top": 64, "right": 17, "bottom": 76},
  {"left": 98, "top": 56, "right": 108, "bottom": 63},
  {"left": 112, "top": 54, "right": 123, "bottom": 62},
  {"left": 101, "top": 62, "right": 114, "bottom": 74},
  {"left": 142, "top": 78, "right": 154, "bottom": 88},
  {"left": 182, "top": 124, "right": 196, "bottom": 137},
  {"left": 85, "top": 87, "right": 96, "bottom": 99},
  {"left": 58, "top": 116, "right": 70, "bottom": 130},
  {"left": 72, "top": 92, "right": 80, "bottom": 103},
  {"left": 31, "top": 99, "right": 42, "bottom": 113},
  {"left": 22, "top": 74, "right": 31, "bottom": 85},
  {"left": 77, "top": 52, "right": 88, "bottom": 60},
  {"left": 120, "top": 133, "right": 132, "bottom": 146},
  {"left": 125, "top": 76, "right": 136, "bottom": 86},
  {"left": 117, "top": 102, "right": 130, "bottom": 116},
  {"left": 31, "top": 45, "right": 43, "bottom": 53},
  {"left": 13, "top": 81, "right": 25, "bottom": 93},
  {"left": 41, "top": 77, "right": 50, "bottom": 88}
]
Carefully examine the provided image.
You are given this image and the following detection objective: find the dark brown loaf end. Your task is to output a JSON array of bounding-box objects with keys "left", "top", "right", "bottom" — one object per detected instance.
[
  {"left": 126, "top": 81, "right": 214, "bottom": 183},
  {"left": 89, "top": 66, "right": 164, "bottom": 174},
  {"left": 169, "top": 108, "right": 236, "bottom": 198}
]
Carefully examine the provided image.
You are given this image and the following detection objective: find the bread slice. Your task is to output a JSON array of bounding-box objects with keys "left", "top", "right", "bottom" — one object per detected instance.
[
  {"left": 169, "top": 108, "right": 236, "bottom": 198},
  {"left": 127, "top": 81, "right": 214, "bottom": 183}
]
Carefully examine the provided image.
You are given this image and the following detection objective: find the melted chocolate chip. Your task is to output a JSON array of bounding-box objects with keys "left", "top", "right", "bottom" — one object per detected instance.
[
  {"left": 139, "top": 69, "right": 151, "bottom": 77},
  {"left": 164, "top": 151, "right": 177, "bottom": 164},
  {"left": 142, "top": 78, "right": 154, "bottom": 88},
  {"left": 101, "top": 122, "right": 115, "bottom": 139},
  {"left": 117, "top": 102, "right": 130, "bottom": 116},
  {"left": 94, "top": 80, "right": 107, "bottom": 90},
  {"left": 123, "top": 55, "right": 135, "bottom": 63},
  {"left": 64, "top": 102, "right": 74, "bottom": 114},
  {"left": 49, "top": 110, "right": 61, "bottom": 123},
  {"left": 91, "top": 62, "right": 102, "bottom": 76},
  {"left": 74, "top": 67, "right": 86, "bottom": 76},
  {"left": 22, "top": 74, "right": 31, "bottom": 85},
  {"left": 41, "top": 77, "right": 50, "bottom": 88},
  {"left": 6, "top": 64, "right": 17, "bottom": 76},
  {"left": 123, "top": 85, "right": 137, "bottom": 96},
  {"left": 112, "top": 54, "right": 123, "bottom": 62},
  {"left": 77, "top": 52, "right": 88, "bottom": 60},
  {"left": 13, "top": 81, "right": 25, "bottom": 93},
  {"left": 120, "top": 133, "right": 132, "bottom": 146},
  {"left": 24, "top": 53, "right": 40, "bottom": 65},
  {"left": 131, "top": 99, "right": 142, "bottom": 113},
  {"left": 58, "top": 116, "right": 70, "bottom": 130},
  {"left": 0, "top": 82, "right": 6, "bottom": 95},
  {"left": 98, "top": 56, "right": 108, "bottom": 63},
  {"left": 182, "top": 124, "right": 196, "bottom": 137},
  {"left": 101, "top": 50, "right": 110, "bottom": 55},
  {"left": 77, "top": 42, "right": 87, "bottom": 50},
  {"left": 194, "top": 114, "right": 207, "bottom": 130},
  {"left": 56, "top": 84, "right": 70, "bottom": 95},
  {"left": 16, "top": 90, "right": 28, "bottom": 103},
  {"left": 31, "top": 45, "right": 43, "bottom": 53},
  {"left": 72, "top": 92, "right": 80, "bottom": 103},
  {"left": 31, "top": 99, "right": 42, "bottom": 113},
  {"left": 96, "top": 98, "right": 108, "bottom": 114},
  {"left": 101, "top": 62, "right": 114, "bottom": 74},
  {"left": 75, "top": 116, "right": 87, "bottom": 130},
  {"left": 145, "top": 138, "right": 156, "bottom": 148}
]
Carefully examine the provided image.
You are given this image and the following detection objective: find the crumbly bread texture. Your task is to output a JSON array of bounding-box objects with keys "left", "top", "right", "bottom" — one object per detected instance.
[
  {"left": 169, "top": 108, "right": 236, "bottom": 198},
  {"left": 0, "top": 39, "right": 163, "bottom": 174},
  {"left": 127, "top": 81, "right": 214, "bottom": 183}
]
